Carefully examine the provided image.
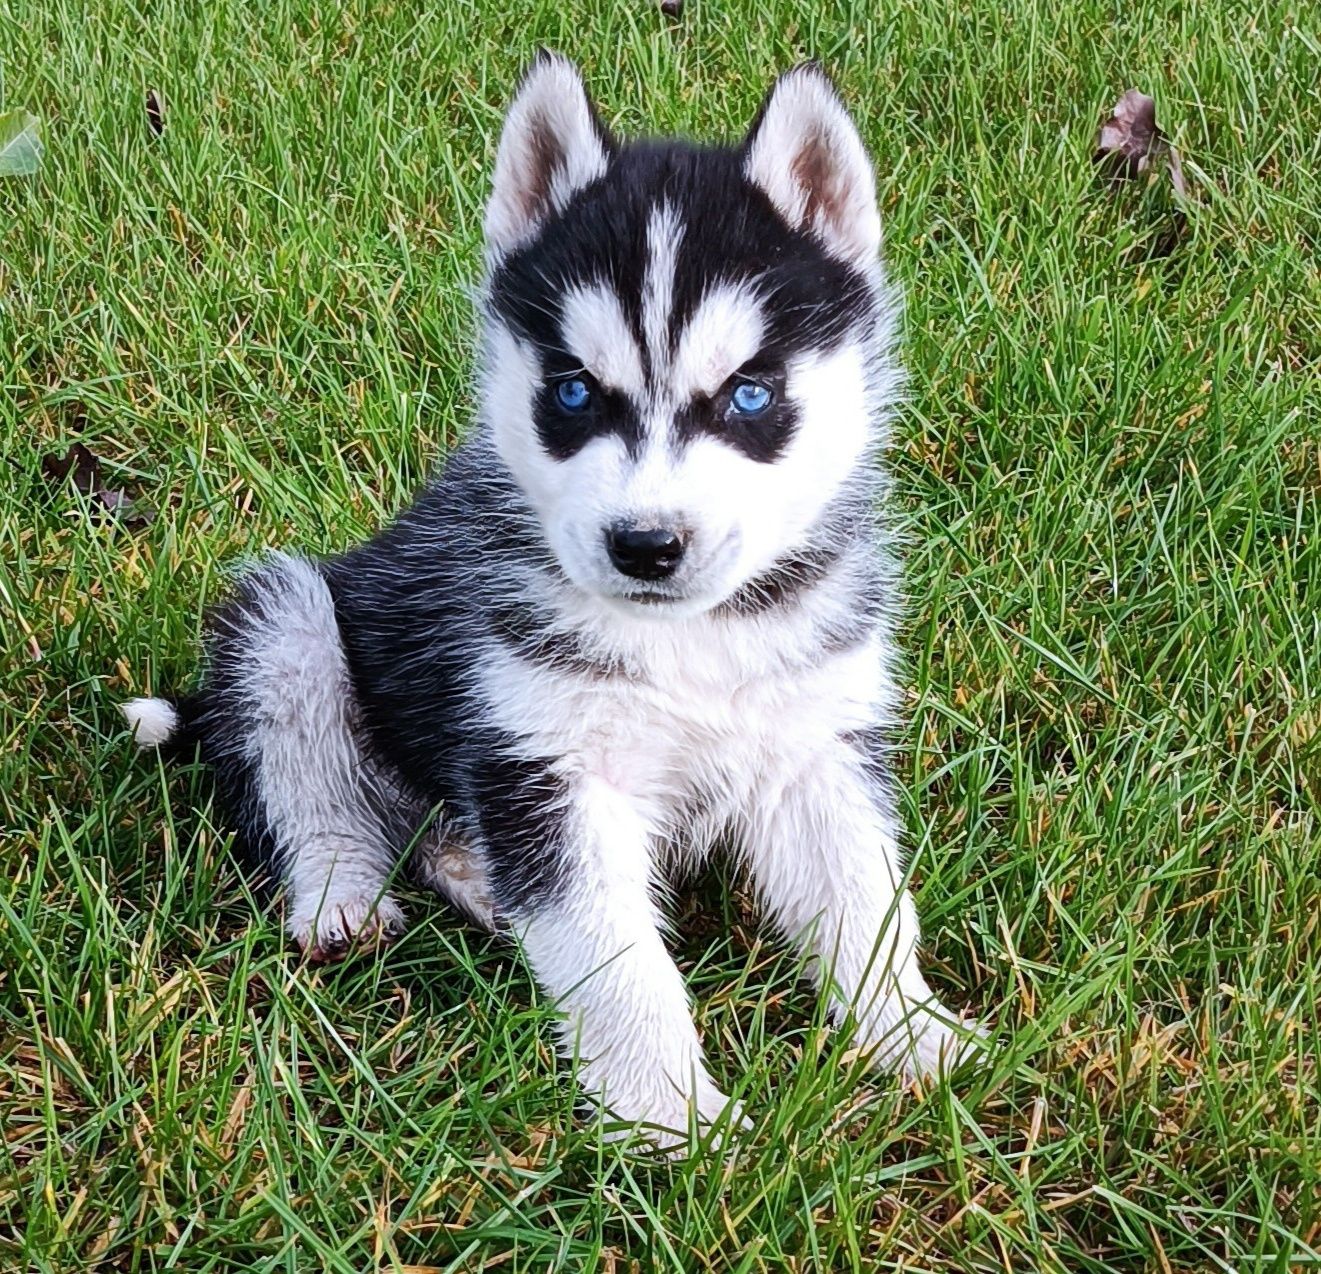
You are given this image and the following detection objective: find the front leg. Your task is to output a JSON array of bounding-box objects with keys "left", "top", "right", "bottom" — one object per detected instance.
[
  {"left": 476, "top": 764, "right": 736, "bottom": 1145},
  {"left": 744, "top": 730, "right": 981, "bottom": 1079}
]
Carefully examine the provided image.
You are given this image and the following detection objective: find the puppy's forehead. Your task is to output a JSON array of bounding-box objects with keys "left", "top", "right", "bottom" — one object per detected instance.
[
  {"left": 549, "top": 196, "right": 769, "bottom": 399},
  {"left": 488, "top": 141, "right": 872, "bottom": 388},
  {"left": 600, "top": 202, "right": 767, "bottom": 399}
]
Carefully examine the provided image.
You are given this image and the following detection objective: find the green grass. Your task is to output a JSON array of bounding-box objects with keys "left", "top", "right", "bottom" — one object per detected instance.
[{"left": 2, "top": 0, "right": 1320, "bottom": 1268}]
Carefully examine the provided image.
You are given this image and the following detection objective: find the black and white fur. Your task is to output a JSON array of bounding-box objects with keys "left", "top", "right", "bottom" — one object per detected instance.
[{"left": 124, "top": 56, "right": 981, "bottom": 1143}]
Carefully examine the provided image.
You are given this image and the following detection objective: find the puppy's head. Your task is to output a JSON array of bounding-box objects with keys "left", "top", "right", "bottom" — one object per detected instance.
[{"left": 479, "top": 54, "right": 897, "bottom": 617}]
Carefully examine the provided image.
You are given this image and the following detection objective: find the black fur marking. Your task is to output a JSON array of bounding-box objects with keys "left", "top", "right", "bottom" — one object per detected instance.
[
  {"left": 673, "top": 370, "right": 798, "bottom": 463},
  {"left": 535, "top": 372, "right": 644, "bottom": 461},
  {"left": 311, "top": 445, "right": 591, "bottom": 914},
  {"left": 488, "top": 600, "right": 632, "bottom": 680},
  {"left": 465, "top": 746, "right": 572, "bottom": 914}
]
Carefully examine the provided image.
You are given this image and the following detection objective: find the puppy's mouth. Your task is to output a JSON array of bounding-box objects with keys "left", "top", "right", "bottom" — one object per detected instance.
[{"left": 624, "top": 590, "right": 679, "bottom": 606}]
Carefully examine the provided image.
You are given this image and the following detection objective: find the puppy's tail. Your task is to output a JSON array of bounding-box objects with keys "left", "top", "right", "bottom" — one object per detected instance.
[{"left": 121, "top": 696, "right": 194, "bottom": 753}]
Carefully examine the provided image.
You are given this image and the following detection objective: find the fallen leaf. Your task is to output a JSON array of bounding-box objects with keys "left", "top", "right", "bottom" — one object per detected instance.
[
  {"left": 0, "top": 109, "right": 43, "bottom": 177},
  {"left": 1094, "top": 89, "right": 1187, "bottom": 198},
  {"left": 41, "top": 442, "right": 154, "bottom": 528},
  {"left": 41, "top": 441, "right": 101, "bottom": 494},
  {"left": 146, "top": 89, "right": 165, "bottom": 136}
]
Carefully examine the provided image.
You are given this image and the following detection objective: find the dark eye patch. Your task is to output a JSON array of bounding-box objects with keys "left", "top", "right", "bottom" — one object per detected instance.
[
  {"left": 534, "top": 359, "right": 643, "bottom": 461},
  {"left": 674, "top": 364, "right": 796, "bottom": 463}
]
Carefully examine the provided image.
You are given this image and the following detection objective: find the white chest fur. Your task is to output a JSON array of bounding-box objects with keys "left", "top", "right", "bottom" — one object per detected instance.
[{"left": 475, "top": 595, "right": 895, "bottom": 839}]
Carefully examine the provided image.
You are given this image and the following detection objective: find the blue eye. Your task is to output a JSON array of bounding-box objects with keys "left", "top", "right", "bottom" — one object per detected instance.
[
  {"left": 730, "top": 380, "right": 773, "bottom": 416},
  {"left": 555, "top": 377, "right": 592, "bottom": 412}
]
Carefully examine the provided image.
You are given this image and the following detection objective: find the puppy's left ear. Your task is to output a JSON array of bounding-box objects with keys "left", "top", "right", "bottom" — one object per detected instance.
[
  {"left": 743, "top": 65, "right": 881, "bottom": 269},
  {"left": 485, "top": 52, "right": 614, "bottom": 262}
]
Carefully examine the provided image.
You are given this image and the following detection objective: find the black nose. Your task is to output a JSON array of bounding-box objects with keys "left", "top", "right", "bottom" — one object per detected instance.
[{"left": 605, "top": 524, "right": 686, "bottom": 581}]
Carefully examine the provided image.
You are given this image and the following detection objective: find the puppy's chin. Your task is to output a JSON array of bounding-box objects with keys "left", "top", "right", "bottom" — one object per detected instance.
[
  {"left": 591, "top": 566, "right": 759, "bottom": 620},
  {"left": 562, "top": 569, "right": 730, "bottom": 621},
  {"left": 595, "top": 589, "right": 716, "bottom": 622}
]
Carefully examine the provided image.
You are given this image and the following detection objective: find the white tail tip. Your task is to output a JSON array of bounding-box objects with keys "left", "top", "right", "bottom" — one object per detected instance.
[{"left": 121, "top": 697, "right": 179, "bottom": 748}]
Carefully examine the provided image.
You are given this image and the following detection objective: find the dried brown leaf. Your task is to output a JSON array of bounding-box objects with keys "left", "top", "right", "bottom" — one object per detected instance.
[
  {"left": 41, "top": 441, "right": 101, "bottom": 493},
  {"left": 41, "top": 442, "right": 154, "bottom": 528},
  {"left": 1094, "top": 88, "right": 1188, "bottom": 199}
]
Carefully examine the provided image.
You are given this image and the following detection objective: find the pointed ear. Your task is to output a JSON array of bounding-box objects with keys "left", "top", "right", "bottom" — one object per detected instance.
[
  {"left": 743, "top": 65, "right": 881, "bottom": 268},
  {"left": 484, "top": 53, "right": 614, "bottom": 261}
]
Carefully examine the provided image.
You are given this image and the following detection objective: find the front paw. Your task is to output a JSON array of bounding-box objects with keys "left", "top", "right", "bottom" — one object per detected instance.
[
  {"left": 287, "top": 892, "right": 406, "bottom": 964},
  {"left": 589, "top": 1065, "right": 749, "bottom": 1151},
  {"left": 862, "top": 1005, "right": 990, "bottom": 1082}
]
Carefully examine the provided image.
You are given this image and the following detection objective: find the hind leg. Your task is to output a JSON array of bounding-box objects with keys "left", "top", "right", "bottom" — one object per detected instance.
[
  {"left": 410, "top": 825, "right": 498, "bottom": 931},
  {"left": 199, "top": 554, "right": 405, "bottom": 961}
]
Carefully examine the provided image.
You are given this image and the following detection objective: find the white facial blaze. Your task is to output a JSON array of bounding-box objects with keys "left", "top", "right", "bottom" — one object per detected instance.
[
  {"left": 613, "top": 280, "right": 767, "bottom": 547},
  {"left": 672, "top": 283, "right": 764, "bottom": 401},
  {"left": 641, "top": 203, "right": 683, "bottom": 389},
  {"left": 560, "top": 282, "right": 645, "bottom": 397}
]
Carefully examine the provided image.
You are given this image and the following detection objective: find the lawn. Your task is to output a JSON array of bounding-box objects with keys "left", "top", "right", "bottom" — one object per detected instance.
[{"left": 2, "top": 0, "right": 1319, "bottom": 1269}]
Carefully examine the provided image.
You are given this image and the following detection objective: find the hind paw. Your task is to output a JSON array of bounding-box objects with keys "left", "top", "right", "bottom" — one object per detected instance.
[
  {"left": 288, "top": 893, "right": 406, "bottom": 964},
  {"left": 410, "top": 837, "right": 498, "bottom": 931}
]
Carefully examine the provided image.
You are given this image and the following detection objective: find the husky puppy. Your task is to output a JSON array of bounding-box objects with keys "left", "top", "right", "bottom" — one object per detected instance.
[{"left": 124, "top": 55, "right": 979, "bottom": 1141}]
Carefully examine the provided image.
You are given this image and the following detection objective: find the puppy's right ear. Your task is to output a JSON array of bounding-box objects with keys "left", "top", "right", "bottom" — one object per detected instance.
[{"left": 484, "top": 52, "right": 614, "bottom": 262}]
